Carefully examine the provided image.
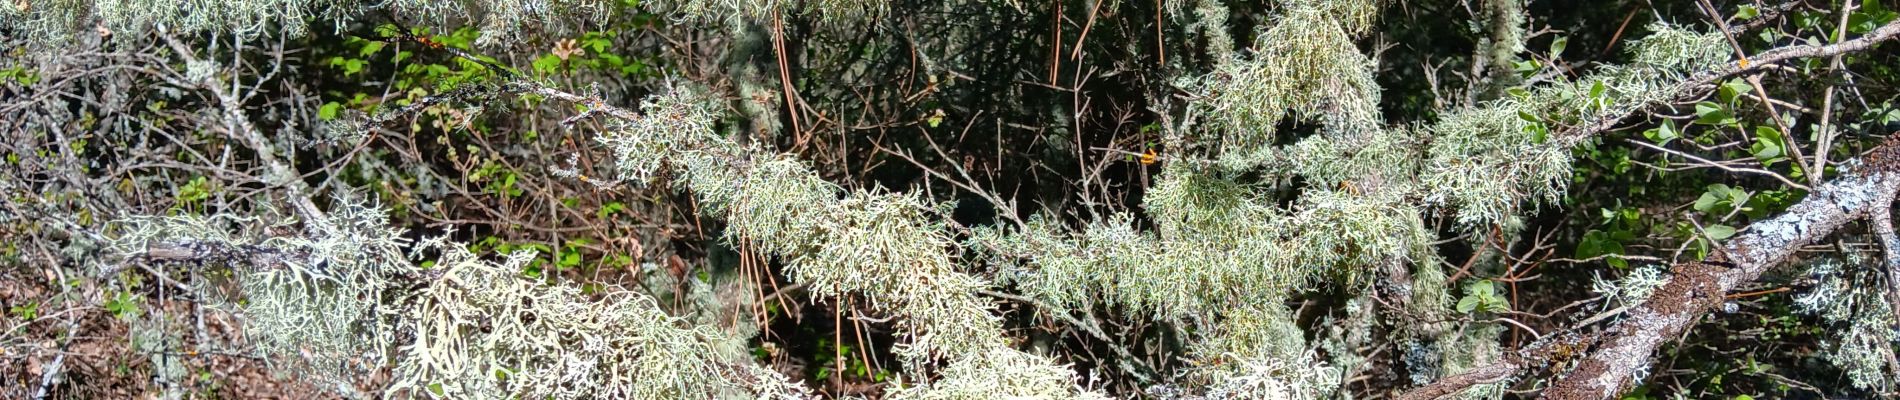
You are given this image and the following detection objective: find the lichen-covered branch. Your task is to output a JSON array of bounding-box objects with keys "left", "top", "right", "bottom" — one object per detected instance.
[
  {"left": 1399, "top": 17, "right": 1900, "bottom": 400},
  {"left": 1403, "top": 134, "right": 1900, "bottom": 400},
  {"left": 1553, "top": 19, "right": 1900, "bottom": 147},
  {"left": 529, "top": 81, "right": 1104, "bottom": 398},
  {"left": 1541, "top": 135, "right": 1900, "bottom": 398}
]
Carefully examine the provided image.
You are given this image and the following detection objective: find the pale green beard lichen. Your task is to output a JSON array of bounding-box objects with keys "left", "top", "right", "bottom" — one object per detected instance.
[
  {"left": 4, "top": 0, "right": 615, "bottom": 46},
  {"left": 1187, "top": 2, "right": 1381, "bottom": 169},
  {"left": 1419, "top": 23, "right": 1729, "bottom": 229},
  {"left": 644, "top": 0, "right": 889, "bottom": 33},
  {"left": 594, "top": 83, "right": 1102, "bottom": 398},
  {"left": 107, "top": 194, "right": 811, "bottom": 399}
]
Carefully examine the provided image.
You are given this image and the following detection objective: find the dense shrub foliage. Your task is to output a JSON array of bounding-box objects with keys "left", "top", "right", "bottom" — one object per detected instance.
[{"left": 6, "top": 0, "right": 1900, "bottom": 399}]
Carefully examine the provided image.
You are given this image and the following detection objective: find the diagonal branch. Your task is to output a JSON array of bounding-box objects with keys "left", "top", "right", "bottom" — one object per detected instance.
[
  {"left": 1556, "top": 19, "right": 1900, "bottom": 147},
  {"left": 1541, "top": 134, "right": 1900, "bottom": 398},
  {"left": 156, "top": 28, "right": 333, "bottom": 232},
  {"left": 1404, "top": 134, "right": 1900, "bottom": 400},
  {"left": 1404, "top": 18, "right": 1900, "bottom": 400}
]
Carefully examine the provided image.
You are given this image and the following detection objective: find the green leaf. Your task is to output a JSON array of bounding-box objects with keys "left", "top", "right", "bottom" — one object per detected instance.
[
  {"left": 1728, "top": 188, "right": 1752, "bottom": 207},
  {"left": 559, "top": 248, "right": 581, "bottom": 269},
  {"left": 1550, "top": 36, "right": 1569, "bottom": 57},
  {"left": 373, "top": 23, "right": 402, "bottom": 37},
  {"left": 1751, "top": 140, "right": 1783, "bottom": 161},
  {"left": 583, "top": 36, "right": 613, "bottom": 53},
  {"left": 1485, "top": 298, "right": 1511, "bottom": 313},
  {"left": 11, "top": 301, "right": 40, "bottom": 320},
  {"left": 532, "top": 54, "right": 565, "bottom": 76},
  {"left": 1717, "top": 79, "right": 1751, "bottom": 104},
  {"left": 1755, "top": 125, "right": 1784, "bottom": 144},
  {"left": 1526, "top": 122, "right": 1549, "bottom": 144},
  {"left": 1756, "top": 29, "right": 1779, "bottom": 43},
  {"left": 1458, "top": 281, "right": 1512, "bottom": 314},
  {"left": 1705, "top": 224, "right": 1738, "bottom": 240},
  {"left": 1735, "top": 5, "right": 1760, "bottom": 20},
  {"left": 331, "top": 57, "right": 368, "bottom": 76},
  {"left": 1695, "top": 184, "right": 1737, "bottom": 213},
  {"left": 597, "top": 53, "right": 627, "bottom": 69},
  {"left": 1577, "top": 230, "right": 1626, "bottom": 262},
  {"left": 1752, "top": 126, "right": 1786, "bottom": 161},
  {"left": 318, "top": 102, "right": 341, "bottom": 121},
  {"left": 1644, "top": 120, "right": 1678, "bottom": 145},
  {"left": 1695, "top": 101, "right": 1736, "bottom": 125},
  {"left": 0, "top": 67, "right": 41, "bottom": 85},
  {"left": 105, "top": 292, "right": 141, "bottom": 320},
  {"left": 359, "top": 41, "right": 386, "bottom": 57},
  {"left": 1513, "top": 58, "right": 1541, "bottom": 78},
  {"left": 176, "top": 176, "right": 212, "bottom": 205},
  {"left": 597, "top": 201, "right": 627, "bottom": 219},
  {"left": 1848, "top": 4, "right": 1899, "bottom": 36},
  {"left": 1694, "top": 192, "right": 1721, "bottom": 213},
  {"left": 1457, "top": 296, "right": 1480, "bottom": 313},
  {"left": 1694, "top": 236, "right": 1712, "bottom": 260}
]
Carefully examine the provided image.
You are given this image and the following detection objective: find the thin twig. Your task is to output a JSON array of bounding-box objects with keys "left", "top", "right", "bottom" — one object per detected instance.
[
  {"left": 1491, "top": 317, "right": 1544, "bottom": 341},
  {"left": 1814, "top": 0, "right": 1858, "bottom": 183},
  {"left": 1696, "top": 0, "right": 1809, "bottom": 185},
  {"left": 979, "top": 290, "right": 1157, "bottom": 382},
  {"left": 1625, "top": 139, "right": 1810, "bottom": 191}
]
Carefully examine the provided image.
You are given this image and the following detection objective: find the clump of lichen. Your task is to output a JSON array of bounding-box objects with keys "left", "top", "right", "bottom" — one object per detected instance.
[
  {"left": 1795, "top": 256, "right": 1899, "bottom": 391},
  {"left": 3, "top": 0, "right": 617, "bottom": 47},
  {"left": 1186, "top": 1, "right": 1381, "bottom": 169},
  {"left": 593, "top": 83, "right": 1102, "bottom": 397},
  {"left": 108, "top": 193, "right": 811, "bottom": 399}
]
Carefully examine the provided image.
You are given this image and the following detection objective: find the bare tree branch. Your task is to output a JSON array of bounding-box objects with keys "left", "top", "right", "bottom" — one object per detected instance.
[{"left": 156, "top": 28, "right": 333, "bottom": 231}]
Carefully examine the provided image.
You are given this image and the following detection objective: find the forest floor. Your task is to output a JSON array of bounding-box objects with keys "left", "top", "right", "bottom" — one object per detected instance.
[{"left": 2, "top": 269, "right": 336, "bottom": 399}]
